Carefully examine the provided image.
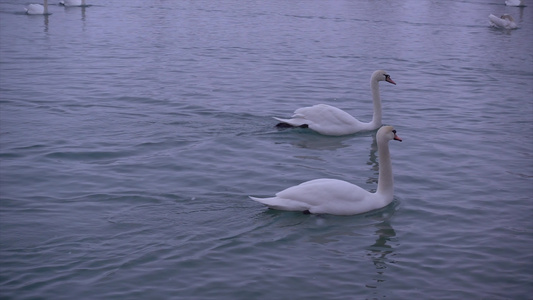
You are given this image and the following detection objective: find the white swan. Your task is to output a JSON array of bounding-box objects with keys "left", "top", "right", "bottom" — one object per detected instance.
[
  {"left": 250, "top": 126, "right": 402, "bottom": 215},
  {"left": 505, "top": 0, "right": 526, "bottom": 7},
  {"left": 25, "top": 0, "right": 48, "bottom": 15},
  {"left": 59, "top": 0, "right": 86, "bottom": 6},
  {"left": 274, "top": 70, "right": 396, "bottom": 136},
  {"left": 489, "top": 14, "right": 518, "bottom": 29}
]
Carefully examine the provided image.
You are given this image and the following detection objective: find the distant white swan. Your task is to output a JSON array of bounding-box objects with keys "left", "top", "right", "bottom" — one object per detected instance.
[
  {"left": 25, "top": 0, "right": 48, "bottom": 15},
  {"left": 274, "top": 70, "right": 396, "bottom": 136},
  {"left": 249, "top": 126, "right": 402, "bottom": 215},
  {"left": 505, "top": 0, "right": 526, "bottom": 6},
  {"left": 489, "top": 14, "right": 518, "bottom": 29},
  {"left": 59, "top": 0, "right": 86, "bottom": 6}
]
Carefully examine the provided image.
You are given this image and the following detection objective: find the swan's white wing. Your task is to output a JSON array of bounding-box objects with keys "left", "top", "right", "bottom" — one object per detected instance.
[
  {"left": 505, "top": 0, "right": 525, "bottom": 6},
  {"left": 489, "top": 14, "right": 507, "bottom": 27},
  {"left": 249, "top": 196, "right": 310, "bottom": 212},
  {"left": 272, "top": 117, "right": 307, "bottom": 126},
  {"left": 293, "top": 104, "right": 361, "bottom": 127},
  {"left": 277, "top": 178, "right": 368, "bottom": 203},
  {"left": 489, "top": 14, "right": 517, "bottom": 29},
  {"left": 63, "top": 0, "right": 84, "bottom": 7},
  {"left": 26, "top": 4, "right": 44, "bottom": 14},
  {"left": 250, "top": 178, "right": 374, "bottom": 215},
  {"left": 290, "top": 104, "right": 366, "bottom": 135},
  {"left": 274, "top": 104, "right": 365, "bottom": 135}
]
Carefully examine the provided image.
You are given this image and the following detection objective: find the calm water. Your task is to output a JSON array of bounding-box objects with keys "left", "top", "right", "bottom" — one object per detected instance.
[{"left": 1, "top": 0, "right": 532, "bottom": 299}]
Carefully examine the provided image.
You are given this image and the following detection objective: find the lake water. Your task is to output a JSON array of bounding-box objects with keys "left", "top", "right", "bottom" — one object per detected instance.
[{"left": 1, "top": 0, "right": 532, "bottom": 299}]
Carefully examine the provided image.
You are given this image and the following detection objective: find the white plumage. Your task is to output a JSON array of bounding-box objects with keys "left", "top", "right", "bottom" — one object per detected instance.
[
  {"left": 489, "top": 14, "right": 518, "bottom": 29},
  {"left": 249, "top": 126, "right": 402, "bottom": 215},
  {"left": 274, "top": 70, "right": 396, "bottom": 136},
  {"left": 505, "top": 0, "right": 526, "bottom": 7},
  {"left": 25, "top": 0, "right": 48, "bottom": 15},
  {"left": 59, "top": 0, "right": 86, "bottom": 7}
]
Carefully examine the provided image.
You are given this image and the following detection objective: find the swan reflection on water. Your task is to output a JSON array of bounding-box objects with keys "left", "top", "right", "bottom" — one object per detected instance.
[
  {"left": 61, "top": 0, "right": 89, "bottom": 22},
  {"left": 290, "top": 133, "right": 354, "bottom": 150},
  {"left": 304, "top": 206, "right": 399, "bottom": 293},
  {"left": 23, "top": 0, "right": 90, "bottom": 31},
  {"left": 287, "top": 127, "right": 391, "bottom": 193},
  {"left": 364, "top": 220, "right": 397, "bottom": 290},
  {"left": 366, "top": 132, "right": 379, "bottom": 185}
]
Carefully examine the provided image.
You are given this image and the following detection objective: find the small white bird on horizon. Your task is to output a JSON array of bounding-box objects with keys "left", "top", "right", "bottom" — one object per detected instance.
[
  {"left": 59, "top": 0, "right": 86, "bottom": 7},
  {"left": 505, "top": 0, "right": 526, "bottom": 7}
]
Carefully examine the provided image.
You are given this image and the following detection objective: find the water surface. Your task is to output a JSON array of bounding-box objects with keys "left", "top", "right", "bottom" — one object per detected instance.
[{"left": 1, "top": 0, "right": 532, "bottom": 299}]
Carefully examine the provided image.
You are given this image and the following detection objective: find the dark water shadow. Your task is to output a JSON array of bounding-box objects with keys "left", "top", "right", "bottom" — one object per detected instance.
[
  {"left": 364, "top": 220, "right": 398, "bottom": 294},
  {"left": 275, "top": 125, "right": 377, "bottom": 151}
]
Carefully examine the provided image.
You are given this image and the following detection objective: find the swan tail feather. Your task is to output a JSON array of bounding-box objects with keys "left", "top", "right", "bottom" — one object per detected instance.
[
  {"left": 273, "top": 117, "right": 309, "bottom": 127},
  {"left": 249, "top": 196, "right": 309, "bottom": 212}
]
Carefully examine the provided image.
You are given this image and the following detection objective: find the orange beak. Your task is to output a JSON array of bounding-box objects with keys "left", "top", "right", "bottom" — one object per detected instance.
[{"left": 394, "top": 134, "right": 402, "bottom": 142}]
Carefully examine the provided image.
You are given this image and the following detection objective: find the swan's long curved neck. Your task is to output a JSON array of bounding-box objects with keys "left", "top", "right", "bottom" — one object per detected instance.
[
  {"left": 375, "top": 140, "right": 394, "bottom": 203},
  {"left": 369, "top": 79, "right": 382, "bottom": 128}
]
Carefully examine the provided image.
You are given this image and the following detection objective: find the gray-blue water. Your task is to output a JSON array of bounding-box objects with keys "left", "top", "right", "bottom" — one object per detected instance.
[{"left": 1, "top": 0, "right": 532, "bottom": 299}]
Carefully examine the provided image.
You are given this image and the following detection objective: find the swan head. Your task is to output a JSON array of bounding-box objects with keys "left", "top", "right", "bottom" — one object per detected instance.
[
  {"left": 377, "top": 126, "right": 402, "bottom": 142},
  {"left": 500, "top": 14, "right": 515, "bottom": 22},
  {"left": 372, "top": 70, "right": 396, "bottom": 85}
]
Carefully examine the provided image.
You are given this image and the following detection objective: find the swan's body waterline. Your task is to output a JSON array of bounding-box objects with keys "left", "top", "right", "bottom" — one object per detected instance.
[
  {"left": 249, "top": 126, "right": 402, "bottom": 215},
  {"left": 25, "top": 0, "right": 48, "bottom": 15},
  {"left": 59, "top": 0, "right": 86, "bottom": 6},
  {"left": 505, "top": 0, "right": 525, "bottom": 7},
  {"left": 274, "top": 70, "right": 396, "bottom": 136}
]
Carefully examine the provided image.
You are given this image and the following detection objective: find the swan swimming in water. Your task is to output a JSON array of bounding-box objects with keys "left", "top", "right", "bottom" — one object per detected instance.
[
  {"left": 274, "top": 70, "right": 396, "bottom": 136},
  {"left": 489, "top": 14, "right": 518, "bottom": 29},
  {"left": 25, "top": 0, "right": 49, "bottom": 15},
  {"left": 505, "top": 0, "right": 526, "bottom": 6},
  {"left": 59, "top": 0, "right": 86, "bottom": 6},
  {"left": 249, "top": 126, "right": 402, "bottom": 215}
]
